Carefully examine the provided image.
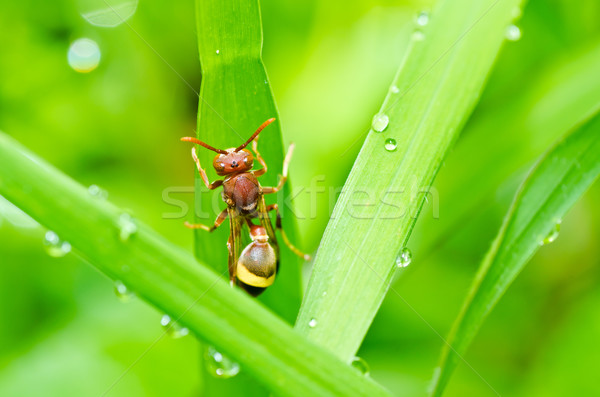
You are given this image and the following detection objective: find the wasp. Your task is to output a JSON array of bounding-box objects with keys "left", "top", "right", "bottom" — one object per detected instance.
[{"left": 181, "top": 118, "right": 309, "bottom": 296}]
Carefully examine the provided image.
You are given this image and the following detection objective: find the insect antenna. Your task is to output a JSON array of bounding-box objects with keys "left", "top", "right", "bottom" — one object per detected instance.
[
  {"left": 180, "top": 137, "right": 229, "bottom": 154},
  {"left": 235, "top": 118, "right": 276, "bottom": 152}
]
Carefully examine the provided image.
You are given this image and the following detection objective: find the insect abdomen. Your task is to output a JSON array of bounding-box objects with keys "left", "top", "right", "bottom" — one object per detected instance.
[{"left": 237, "top": 241, "right": 276, "bottom": 290}]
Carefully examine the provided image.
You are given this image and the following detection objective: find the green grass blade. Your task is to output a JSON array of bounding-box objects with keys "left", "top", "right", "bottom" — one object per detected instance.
[
  {"left": 295, "top": 0, "right": 522, "bottom": 362},
  {"left": 192, "top": 0, "right": 302, "bottom": 324},
  {"left": 431, "top": 110, "right": 600, "bottom": 396},
  {"left": 0, "top": 133, "right": 391, "bottom": 397}
]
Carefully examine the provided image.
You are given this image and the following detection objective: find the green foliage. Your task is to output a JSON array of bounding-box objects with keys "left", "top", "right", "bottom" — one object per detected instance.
[
  {"left": 0, "top": 133, "right": 390, "bottom": 397},
  {"left": 431, "top": 110, "right": 600, "bottom": 395},
  {"left": 295, "top": 0, "right": 522, "bottom": 362},
  {"left": 193, "top": 0, "right": 302, "bottom": 324},
  {"left": 1, "top": 0, "right": 600, "bottom": 396}
]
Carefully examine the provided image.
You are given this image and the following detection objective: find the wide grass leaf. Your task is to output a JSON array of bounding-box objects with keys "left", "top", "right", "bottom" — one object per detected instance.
[
  {"left": 431, "top": 110, "right": 600, "bottom": 396},
  {"left": 192, "top": 0, "right": 302, "bottom": 324},
  {"left": 295, "top": 0, "right": 523, "bottom": 362}
]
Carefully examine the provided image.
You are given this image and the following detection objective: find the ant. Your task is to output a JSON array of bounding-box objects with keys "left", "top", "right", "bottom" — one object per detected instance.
[{"left": 181, "top": 118, "right": 309, "bottom": 296}]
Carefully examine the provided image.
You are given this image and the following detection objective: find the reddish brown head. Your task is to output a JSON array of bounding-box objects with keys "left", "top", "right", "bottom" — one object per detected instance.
[{"left": 181, "top": 118, "right": 276, "bottom": 176}]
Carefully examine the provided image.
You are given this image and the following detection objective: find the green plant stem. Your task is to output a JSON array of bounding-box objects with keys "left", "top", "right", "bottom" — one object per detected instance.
[{"left": 0, "top": 132, "right": 391, "bottom": 397}]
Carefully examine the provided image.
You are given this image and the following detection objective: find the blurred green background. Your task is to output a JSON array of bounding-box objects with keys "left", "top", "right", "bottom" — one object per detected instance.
[{"left": 1, "top": 0, "right": 599, "bottom": 396}]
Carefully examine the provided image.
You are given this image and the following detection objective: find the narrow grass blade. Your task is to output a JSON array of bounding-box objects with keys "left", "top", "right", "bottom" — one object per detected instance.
[
  {"left": 192, "top": 0, "right": 302, "bottom": 324},
  {"left": 0, "top": 133, "right": 391, "bottom": 397},
  {"left": 431, "top": 110, "right": 600, "bottom": 396},
  {"left": 296, "top": 0, "right": 523, "bottom": 362}
]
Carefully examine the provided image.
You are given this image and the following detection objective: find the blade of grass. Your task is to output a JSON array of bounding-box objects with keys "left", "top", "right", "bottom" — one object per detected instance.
[
  {"left": 0, "top": 133, "right": 391, "bottom": 397},
  {"left": 192, "top": 0, "right": 302, "bottom": 324},
  {"left": 431, "top": 109, "right": 600, "bottom": 396},
  {"left": 295, "top": 0, "right": 523, "bottom": 362}
]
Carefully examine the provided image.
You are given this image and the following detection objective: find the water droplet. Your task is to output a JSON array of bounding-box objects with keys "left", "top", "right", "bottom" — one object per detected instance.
[
  {"left": 118, "top": 213, "right": 137, "bottom": 241},
  {"left": 540, "top": 221, "right": 561, "bottom": 245},
  {"left": 415, "top": 11, "right": 430, "bottom": 27},
  {"left": 68, "top": 38, "right": 101, "bottom": 73},
  {"left": 389, "top": 85, "right": 400, "bottom": 94},
  {"left": 384, "top": 138, "right": 397, "bottom": 152},
  {"left": 205, "top": 345, "right": 240, "bottom": 378},
  {"left": 505, "top": 25, "right": 522, "bottom": 41},
  {"left": 160, "top": 314, "right": 189, "bottom": 338},
  {"left": 308, "top": 318, "right": 318, "bottom": 328},
  {"left": 80, "top": 0, "right": 138, "bottom": 28},
  {"left": 412, "top": 30, "right": 425, "bottom": 41},
  {"left": 396, "top": 247, "right": 412, "bottom": 268},
  {"left": 322, "top": 291, "right": 327, "bottom": 297},
  {"left": 43, "top": 230, "right": 72, "bottom": 257},
  {"left": 371, "top": 113, "right": 389, "bottom": 132},
  {"left": 216, "top": 49, "right": 220, "bottom": 54},
  {"left": 114, "top": 280, "right": 133, "bottom": 301},
  {"left": 88, "top": 184, "right": 108, "bottom": 199},
  {"left": 351, "top": 356, "right": 370, "bottom": 375}
]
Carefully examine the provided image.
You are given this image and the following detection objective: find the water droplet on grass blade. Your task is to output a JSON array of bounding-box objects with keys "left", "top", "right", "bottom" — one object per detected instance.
[
  {"left": 372, "top": 113, "right": 389, "bottom": 132},
  {"left": 389, "top": 85, "right": 400, "bottom": 94},
  {"left": 351, "top": 356, "right": 370, "bottom": 375},
  {"left": 505, "top": 25, "right": 522, "bottom": 41},
  {"left": 205, "top": 346, "right": 240, "bottom": 378},
  {"left": 114, "top": 280, "right": 133, "bottom": 301},
  {"left": 308, "top": 318, "right": 318, "bottom": 328},
  {"left": 384, "top": 139, "right": 397, "bottom": 152},
  {"left": 118, "top": 213, "right": 137, "bottom": 241},
  {"left": 412, "top": 30, "right": 425, "bottom": 41},
  {"left": 80, "top": 0, "right": 138, "bottom": 28},
  {"left": 415, "top": 11, "right": 430, "bottom": 26},
  {"left": 396, "top": 247, "right": 412, "bottom": 268},
  {"left": 540, "top": 221, "right": 561, "bottom": 245},
  {"left": 43, "top": 231, "right": 72, "bottom": 257},
  {"left": 88, "top": 184, "right": 108, "bottom": 199},
  {"left": 160, "top": 314, "right": 189, "bottom": 338},
  {"left": 216, "top": 49, "right": 220, "bottom": 54},
  {"left": 68, "top": 38, "right": 101, "bottom": 73}
]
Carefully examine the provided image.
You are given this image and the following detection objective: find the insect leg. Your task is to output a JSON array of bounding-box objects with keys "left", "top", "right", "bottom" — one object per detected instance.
[
  {"left": 265, "top": 203, "right": 311, "bottom": 261},
  {"left": 262, "top": 143, "right": 295, "bottom": 194},
  {"left": 184, "top": 208, "right": 228, "bottom": 231},
  {"left": 191, "top": 147, "right": 224, "bottom": 189},
  {"left": 251, "top": 134, "right": 267, "bottom": 177}
]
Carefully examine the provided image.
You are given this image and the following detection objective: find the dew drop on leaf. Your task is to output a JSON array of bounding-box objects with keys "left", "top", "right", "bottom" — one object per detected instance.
[
  {"left": 308, "top": 318, "right": 318, "bottom": 328},
  {"left": 412, "top": 30, "right": 426, "bottom": 41},
  {"left": 351, "top": 356, "right": 370, "bottom": 375},
  {"left": 80, "top": 0, "right": 138, "bottom": 28},
  {"left": 43, "top": 230, "right": 72, "bottom": 257},
  {"left": 372, "top": 113, "right": 389, "bottom": 132},
  {"left": 114, "top": 280, "right": 133, "bottom": 301},
  {"left": 118, "top": 213, "right": 138, "bottom": 241},
  {"left": 415, "top": 11, "right": 430, "bottom": 27},
  {"left": 205, "top": 345, "right": 240, "bottom": 379},
  {"left": 540, "top": 221, "right": 561, "bottom": 245},
  {"left": 505, "top": 24, "right": 522, "bottom": 41},
  {"left": 160, "top": 314, "right": 189, "bottom": 338},
  {"left": 384, "top": 138, "right": 397, "bottom": 152},
  {"left": 396, "top": 247, "right": 412, "bottom": 268},
  {"left": 88, "top": 184, "right": 108, "bottom": 199}
]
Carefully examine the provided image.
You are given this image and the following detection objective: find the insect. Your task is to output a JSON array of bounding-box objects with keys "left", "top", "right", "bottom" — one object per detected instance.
[{"left": 181, "top": 118, "right": 309, "bottom": 296}]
